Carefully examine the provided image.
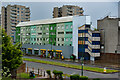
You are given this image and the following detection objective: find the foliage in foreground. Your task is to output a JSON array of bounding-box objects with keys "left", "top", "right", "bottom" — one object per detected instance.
[
  {"left": 2, "top": 28, "right": 23, "bottom": 77},
  {"left": 70, "top": 74, "right": 88, "bottom": 80}
]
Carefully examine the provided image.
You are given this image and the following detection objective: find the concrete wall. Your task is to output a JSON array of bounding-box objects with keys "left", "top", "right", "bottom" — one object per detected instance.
[
  {"left": 97, "top": 16, "right": 119, "bottom": 53},
  {"left": 22, "top": 44, "right": 73, "bottom": 58}
]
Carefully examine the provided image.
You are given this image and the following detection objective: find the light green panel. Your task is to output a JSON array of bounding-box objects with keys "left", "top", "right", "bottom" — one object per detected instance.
[
  {"left": 56, "top": 23, "right": 65, "bottom": 46},
  {"left": 20, "top": 27, "right": 26, "bottom": 44},
  {"left": 36, "top": 25, "right": 42, "bottom": 45},
  {"left": 30, "top": 25, "right": 36, "bottom": 45},
  {"left": 42, "top": 24, "right": 49, "bottom": 45},
  {"left": 25, "top": 26, "right": 31, "bottom": 44},
  {"left": 64, "top": 22, "right": 73, "bottom": 46}
]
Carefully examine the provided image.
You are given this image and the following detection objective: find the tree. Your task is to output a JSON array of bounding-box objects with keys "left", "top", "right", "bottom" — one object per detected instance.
[{"left": 2, "top": 28, "right": 23, "bottom": 78}]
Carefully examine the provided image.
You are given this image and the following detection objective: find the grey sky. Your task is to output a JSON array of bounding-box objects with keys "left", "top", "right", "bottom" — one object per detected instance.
[{"left": 1, "top": 2, "right": 118, "bottom": 28}]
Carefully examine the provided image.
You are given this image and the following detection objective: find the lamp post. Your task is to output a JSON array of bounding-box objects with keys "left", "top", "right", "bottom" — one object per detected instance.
[{"left": 81, "top": 32, "right": 84, "bottom": 76}]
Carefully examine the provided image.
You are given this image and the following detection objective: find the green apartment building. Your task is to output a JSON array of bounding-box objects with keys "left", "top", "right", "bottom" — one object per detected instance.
[{"left": 16, "top": 16, "right": 100, "bottom": 60}]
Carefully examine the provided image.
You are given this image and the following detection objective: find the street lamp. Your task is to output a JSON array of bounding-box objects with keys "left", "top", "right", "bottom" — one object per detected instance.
[{"left": 81, "top": 32, "right": 84, "bottom": 76}]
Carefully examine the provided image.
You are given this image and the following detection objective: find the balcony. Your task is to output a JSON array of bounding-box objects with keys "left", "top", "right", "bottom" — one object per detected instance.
[
  {"left": 25, "top": 12, "right": 30, "bottom": 15},
  {"left": 11, "top": 10, "right": 16, "bottom": 14},
  {"left": 11, "top": 7, "right": 17, "bottom": 10},
  {"left": 25, "top": 9, "right": 30, "bottom": 13}
]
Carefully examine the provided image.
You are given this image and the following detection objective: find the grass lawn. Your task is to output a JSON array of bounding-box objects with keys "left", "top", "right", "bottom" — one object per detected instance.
[
  {"left": 23, "top": 58, "right": 119, "bottom": 73},
  {"left": 17, "top": 72, "right": 35, "bottom": 79}
]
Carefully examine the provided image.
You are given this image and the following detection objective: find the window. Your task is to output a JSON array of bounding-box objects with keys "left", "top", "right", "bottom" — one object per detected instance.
[
  {"left": 42, "top": 38, "right": 44, "bottom": 41},
  {"left": 40, "top": 38, "right": 42, "bottom": 40},
  {"left": 71, "top": 25, "right": 73, "bottom": 28},
  {"left": 51, "top": 26, "right": 53, "bottom": 30},
  {"left": 58, "top": 38, "right": 59, "bottom": 41},
  {"left": 66, "top": 31, "right": 72, "bottom": 34},
  {"left": 66, "top": 38, "right": 68, "bottom": 41},
  {"left": 21, "top": 8, "right": 23, "bottom": 10},
  {"left": 70, "top": 44, "right": 72, "bottom": 46},
  {"left": 62, "top": 44, "right": 64, "bottom": 46},
  {"left": 38, "top": 33, "right": 42, "bottom": 35},
  {"left": 92, "top": 33, "right": 100, "bottom": 37},
  {"left": 40, "top": 27, "right": 42, "bottom": 30},
  {"left": 92, "top": 41, "right": 100, "bottom": 45},
  {"left": 78, "top": 30, "right": 88, "bottom": 33},
  {"left": 34, "top": 38, "right": 36, "bottom": 41},
  {"left": 62, "top": 26, "right": 64, "bottom": 29},
  {"left": 58, "top": 44, "right": 60, "bottom": 46},
  {"left": 47, "top": 38, "right": 49, "bottom": 41},
  {"left": 21, "top": 11, "right": 23, "bottom": 13},
  {"left": 46, "top": 27, "right": 49, "bottom": 30},
  {"left": 62, "top": 38, "right": 64, "bottom": 41},
  {"left": 46, "top": 33, "right": 49, "bottom": 35},
  {"left": 17, "top": 8, "right": 19, "bottom": 10},
  {"left": 92, "top": 49, "right": 100, "bottom": 53},
  {"left": 37, "top": 38, "right": 39, "bottom": 41},
  {"left": 58, "top": 26, "right": 60, "bottom": 29},
  {"left": 54, "top": 27, "right": 56, "bottom": 30},
  {"left": 17, "top": 14, "right": 19, "bottom": 16},
  {"left": 58, "top": 32, "right": 64, "bottom": 34},
  {"left": 17, "top": 11, "right": 19, "bottom": 13},
  {"left": 51, "top": 32, "right": 55, "bottom": 35},
  {"left": 66, "top": 25, "right": 68, "bottom": 29}
]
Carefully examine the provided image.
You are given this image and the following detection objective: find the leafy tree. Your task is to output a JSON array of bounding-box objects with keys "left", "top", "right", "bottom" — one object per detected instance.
[
  {"left": 94, "top": 28, "right": 99, "bottom": 31},
  {"left": 2, "top": 28, "right": 23, "bottom": 77}
]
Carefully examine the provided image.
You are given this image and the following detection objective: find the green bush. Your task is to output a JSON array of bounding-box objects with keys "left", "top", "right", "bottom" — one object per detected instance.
[
  {"left": 93, "top": 78, "right": 100, "bottom": 80},
  {"left": 70, "top": 74, "right": 80, "bottom": 80},
  {"left": 79, "top": 76, "right": 88, "bottom": 80},
  {"left": 46, "top": 70, "right": 51, "bottom": 78},
  {"left": 53, "top": 70, "right": 63, "bottom": 80}
]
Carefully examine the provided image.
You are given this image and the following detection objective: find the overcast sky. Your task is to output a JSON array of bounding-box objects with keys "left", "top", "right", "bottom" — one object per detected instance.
[{"left": 0, "top": 2, "right": 118, "bottom": 28}]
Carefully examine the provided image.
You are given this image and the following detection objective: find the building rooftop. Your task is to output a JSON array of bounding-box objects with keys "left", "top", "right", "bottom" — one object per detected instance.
[{"left": 17, "top": 16, "right": 74, "bottom": 27}]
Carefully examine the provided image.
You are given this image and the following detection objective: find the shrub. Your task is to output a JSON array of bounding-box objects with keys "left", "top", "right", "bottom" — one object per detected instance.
[
  {"left": 70, "top": 74, "right": 80, "bottom": 80},
  {"left": 93, "top": 78, "right": 101, "bottom": 80},
  {"left": 53, "top": 70, "right": 63, "bottom": 80},
  {"left": 79, "top": 76, "right": 88, "bottom": 80},
  {"left": 46, "top": 70, "right": 51, "bottom": 78}
]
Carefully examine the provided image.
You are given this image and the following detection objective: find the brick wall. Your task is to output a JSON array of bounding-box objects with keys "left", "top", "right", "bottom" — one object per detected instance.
[{"left": 17, "top": 63, "right": 26, "bottom": 73}]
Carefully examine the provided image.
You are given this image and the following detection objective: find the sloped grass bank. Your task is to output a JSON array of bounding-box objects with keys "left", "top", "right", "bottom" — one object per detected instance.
[{"left": 23, "top": 58, "right": 119, "bottom": 73}]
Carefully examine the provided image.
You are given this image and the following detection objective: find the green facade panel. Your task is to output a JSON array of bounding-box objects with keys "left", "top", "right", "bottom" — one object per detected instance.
[
  {"left": 49, "top": 24, "right": 56, "bottom": 45},
  {"left": 42, "top": 24, "right": 49, "bottom": 45}
]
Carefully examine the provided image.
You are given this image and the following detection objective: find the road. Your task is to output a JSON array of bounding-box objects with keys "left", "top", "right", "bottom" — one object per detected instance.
[
  {"left": 23, "top": 56, "right": 119, "bottom": 70},
  {"left": 23, "top": 61, "right": 119, "bottom": 79}
]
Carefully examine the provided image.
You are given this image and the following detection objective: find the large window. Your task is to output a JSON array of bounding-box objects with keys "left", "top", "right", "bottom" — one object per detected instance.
[
  {"left": 38, "top": 33, "right": 42, "bottom": 35},
  {"left": 92, "top": 41, "right": 100, "bottom": 45},
  {"left": 66, "top": 31, "right": 72, "bottom": 34},
  {"left": 58, "top": 32, "right": 64, "bottom": 34},
  {"left": 92, "top": 33, "right": 100, "bottom": 37}
]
